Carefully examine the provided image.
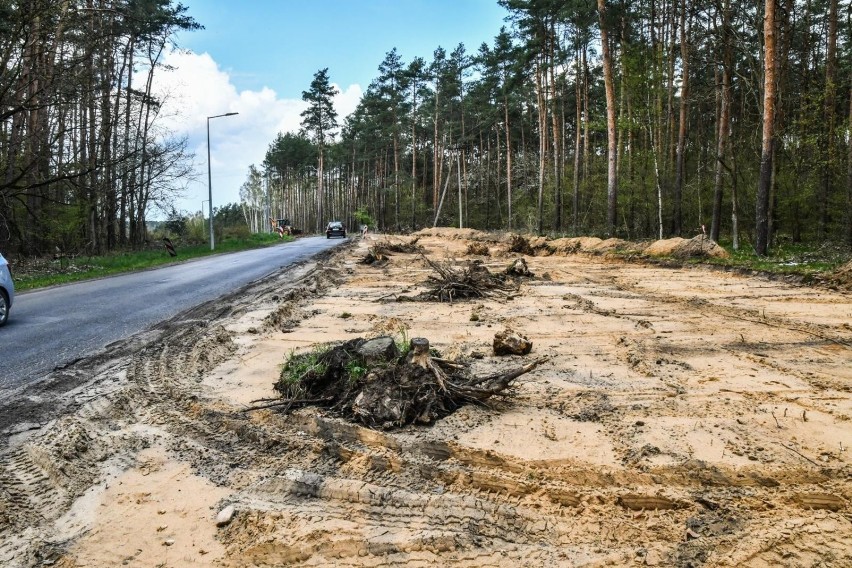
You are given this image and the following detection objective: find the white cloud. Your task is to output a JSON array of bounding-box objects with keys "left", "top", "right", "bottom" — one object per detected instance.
[{"left": 151, "top": 49, "right": 362, "bottom": 216}]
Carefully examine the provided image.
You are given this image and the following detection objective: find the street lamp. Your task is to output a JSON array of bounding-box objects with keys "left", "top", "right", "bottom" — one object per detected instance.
[
  {"left": 207, "top": 112, "right": 239, "bottom": 250},
  {"left": 201, "top": 199, "right": 209, "bottom": 236}
]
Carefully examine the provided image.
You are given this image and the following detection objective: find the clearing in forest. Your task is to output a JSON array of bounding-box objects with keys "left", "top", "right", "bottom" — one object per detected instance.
[{"left": 0, "top": 229, "right": 850, "bottom": 567}]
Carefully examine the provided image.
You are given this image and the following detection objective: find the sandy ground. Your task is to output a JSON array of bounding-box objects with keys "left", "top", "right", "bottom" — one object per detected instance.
[{"left": 1, "top": 229, "right": 850, "bottom": 567}]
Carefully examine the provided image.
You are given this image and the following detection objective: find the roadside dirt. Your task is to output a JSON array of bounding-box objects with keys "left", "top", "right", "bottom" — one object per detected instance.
[{"left": 1, "top": 229, "right": 850, "bottom": 567}]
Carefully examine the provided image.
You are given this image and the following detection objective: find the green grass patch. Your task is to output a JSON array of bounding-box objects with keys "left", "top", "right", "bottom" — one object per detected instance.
[
  {"left": 344, "top": 359, "right": 367, "bottom": 384},
  {"left": 278, "top": 346, "right": 330, "bottom": 398},
  {"left": 694, "top": 240, "right": 850, "bottom": 277},
  {"left": 14, "top": 233, "right": 291, "bottom": 291}
]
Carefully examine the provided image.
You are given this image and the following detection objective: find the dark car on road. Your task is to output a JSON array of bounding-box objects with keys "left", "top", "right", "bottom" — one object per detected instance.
[{"left": 326, "top": 221, "right": 346, "bottom": 239}]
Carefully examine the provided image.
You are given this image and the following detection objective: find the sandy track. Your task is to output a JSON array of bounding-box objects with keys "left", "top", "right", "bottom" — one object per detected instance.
[{"left": 0, "top": 230, "right": 850, "bottom": 567}]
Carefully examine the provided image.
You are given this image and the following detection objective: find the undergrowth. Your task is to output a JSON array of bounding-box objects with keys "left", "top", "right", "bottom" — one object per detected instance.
[{"left": 696, "top": 239, "right": 850, "bottom": 277}]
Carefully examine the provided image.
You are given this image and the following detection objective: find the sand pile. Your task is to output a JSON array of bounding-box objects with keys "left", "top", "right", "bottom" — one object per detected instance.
[
  {"left": 547, "top": 237, "right": 582, "bottom": 254},
  {"left": 830, "top": 260, "right": 852, "bottom": 289},
  {"left": 588, "top": 238, "right": 631, "bottom": 253},
  {"left": 414, "top": 227, "right": 492, "bottom": 241},
  {"left": 644, "top": 236, "right": 729, "bottom": 259},
  {"left": 644, "top": 238, "right": 687, "bottom": 256},
  {"left": 671, "top": 235, "right": 730, "bottom": 259}
]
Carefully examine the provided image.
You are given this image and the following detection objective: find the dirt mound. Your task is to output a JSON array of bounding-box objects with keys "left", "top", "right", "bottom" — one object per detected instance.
[
  {"left": 544, "top": 236, "right": 610, "bottom": 255},
  {"left": 588, "top": 238, "right": 630, "bottom": 253},
  {"left": 502, "top": 233, "right": 556, "bottom": 256},
  {"left": 527, "top": 236, "right": 550, "bottom": 252},
  {"left": 645, "top": 238, "right": 687, "bottom": 256},
  {"left": 574, "top": 236, "right": 603, "bottom": 251},
  {"left": 830, "top": 260, "right": 852, "bottom": 289},
  {"left": 547, "top": 237, "right": 582, "bottom": 255},
  {"left": 644, "top": 236, "right": 729, "bottom": 259},
  {"left": 671, "top": 235, "right": 730, "bottom": 259},
  {"left": 413, "top": 227, "right": 490, "bottom": 241},
  {"left": 505, "top": 233, "right": 535, "bottom": 255}
]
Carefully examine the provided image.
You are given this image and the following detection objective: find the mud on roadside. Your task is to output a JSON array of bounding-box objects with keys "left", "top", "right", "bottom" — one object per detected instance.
[{"left": 1, "top": 229, "right": 850, "bottom": 567}]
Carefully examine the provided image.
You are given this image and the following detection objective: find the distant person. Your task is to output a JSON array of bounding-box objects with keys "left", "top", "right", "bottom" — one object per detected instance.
[{"left": 361, "top": 224, "right": 369, "bottom": 238}]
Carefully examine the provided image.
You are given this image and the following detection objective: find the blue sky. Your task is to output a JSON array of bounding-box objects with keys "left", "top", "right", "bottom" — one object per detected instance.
[{"left": 153, "top": 0, "right": 512, "bottom": 216}]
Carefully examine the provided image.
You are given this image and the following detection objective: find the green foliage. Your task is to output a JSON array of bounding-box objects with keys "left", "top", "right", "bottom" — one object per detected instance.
[
  {"left": 215, "top": 203, "right": 247, "bottom": 228},
  {"left": 353, "top": 207, "right": 375, "bottom": 227},
  {"left": 301, "top": 68, "right": 339, "bottom": 146},
  {"left": 278, "top": 348, "right": 329, "bottom": 398},
  {"left": 223, "top": 224, "right": 251, "bottom": 240},
  {"left": 344, "top": 360, "right": 367, "bottom": 384},
  {"left": 162, "top": 207, "right": 187, "bottom": 237},
  {"left": 264, "top": 132, "right": 316, "bottom": 176},
  {"left": 699, "top": 239, "right": 851, "bottom": 277},
  {"left": 184, "top": 214, "right": 207, "bottom": 244},
  {"left": 394, "top": 329, "right": 411, "bottom": 358},
  {"left": 42, "top": 202, "right": 89, "bottom": 253}
]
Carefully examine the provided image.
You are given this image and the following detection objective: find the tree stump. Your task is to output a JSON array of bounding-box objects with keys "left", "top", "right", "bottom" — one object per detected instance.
[{"left": 407, "top": 337, "right": 431, "bottom": 368}]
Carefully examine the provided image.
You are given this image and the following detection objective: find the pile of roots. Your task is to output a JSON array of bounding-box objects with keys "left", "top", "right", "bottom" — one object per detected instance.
[
  {"left": 466, "top": 242, "right": 490, "bottom": 256},
  {"left": 260, "top": 336, "right": 543, "bottom": 429},
  {"left": 362, "top": 237, "right": 424, "bottom": 265},
  {"left": 415, "top": 255, "right": 528, "bottom": 302}
]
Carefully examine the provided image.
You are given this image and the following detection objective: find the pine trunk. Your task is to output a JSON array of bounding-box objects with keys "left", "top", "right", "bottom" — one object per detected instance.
[
  {"left": 672, "top": 1, "right": 691, "bottom": 236},
  {"left": 755, "top": 0, "right": 777, "bottom": 256},
  {"left": 711, "top": 0, "right": 731, "bottom": 242},
  {"left": 598, "top": 0, "right": 619, "bottom": 234}
]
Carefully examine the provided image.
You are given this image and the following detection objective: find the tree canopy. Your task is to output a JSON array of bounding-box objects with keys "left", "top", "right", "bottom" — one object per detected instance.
[
  {"left": 0, "top": 0, "right": 200, "bottom": 256},
  {"left": 250, "top": 0, "right": 852, "bottom": 253}
]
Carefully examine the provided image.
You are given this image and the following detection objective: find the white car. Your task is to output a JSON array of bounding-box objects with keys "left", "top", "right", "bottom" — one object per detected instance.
[{"left": 0, "top": 253, "right": 14, "bottom": 326}]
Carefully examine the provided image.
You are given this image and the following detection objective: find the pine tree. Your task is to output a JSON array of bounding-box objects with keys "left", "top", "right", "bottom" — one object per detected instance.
[{"left": 301, "top": 68, "right": 339, "bottom": 231}]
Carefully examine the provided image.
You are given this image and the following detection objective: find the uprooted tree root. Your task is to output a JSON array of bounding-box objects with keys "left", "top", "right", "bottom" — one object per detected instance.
[
  {"left": 250, "top": 336, "right": 545, "bottom": 429},
  {"left": 466, "top": 242, "right": 490, "bottom": 256},
  {"left": 362, "top": 237, "right": 424, "bottom": 265},
  {"left": 508, "top": 234, "right": 535, "bottom": 255},
  {"left": 381, "top": 236, "right": 423, "bottom": 253},
  {"left": 412, "top": 254, "right": 525, "bottom": 302}
]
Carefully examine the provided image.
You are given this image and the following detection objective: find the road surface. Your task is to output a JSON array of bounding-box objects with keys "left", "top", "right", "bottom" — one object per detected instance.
[{"left": 0, "top": 237, "right": 343, "bottom": 390}]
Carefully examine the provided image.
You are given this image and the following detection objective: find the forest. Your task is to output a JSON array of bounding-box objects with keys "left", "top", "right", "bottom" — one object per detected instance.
[
  {"left": 253, "top": 0, "right": 852, "bottom": 253},
  {"left": 0, "top": 0, "right": 198, "bottom": 256},
  {"left": 2, "top": 0, "right": 851, "bottom": 257}
]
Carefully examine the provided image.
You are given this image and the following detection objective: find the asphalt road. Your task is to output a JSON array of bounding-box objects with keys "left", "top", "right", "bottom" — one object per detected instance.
[{"left": 0, "top": 237, "right": 344, "bottom": 390}]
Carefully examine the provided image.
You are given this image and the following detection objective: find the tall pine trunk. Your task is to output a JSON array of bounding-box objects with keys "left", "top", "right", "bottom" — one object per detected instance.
[
  {"left": 755, "top": 0, "right": 777, "bottom": 256},
  {"left": 847, "top": 84, "right": 852, "bottom": 247},
  {"left": 572, "top": 46, "right": 582, "bottom": 235},
  {"left": 598, "top": 0, "right": 619, "bottom": 234},
  {"left": 819, "top": 0, "right": 838, "bottom": 238},
  {"left": 672, "top": 0, "right": 691, "bottom": 236},
  {"left": 504, "top": 94, "right": 513, "bottom": 231},
  {"left": 711, "top": 0, "right": 731, "bottom": 243}
]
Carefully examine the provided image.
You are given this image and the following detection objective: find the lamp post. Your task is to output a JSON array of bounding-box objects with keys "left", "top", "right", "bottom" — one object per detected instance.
[
  {"left": 207, "top": 112, "right": 239, "bottom": 250},
  {"left": 201, "top": 199, "right": 209, "bottom": 236}
]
